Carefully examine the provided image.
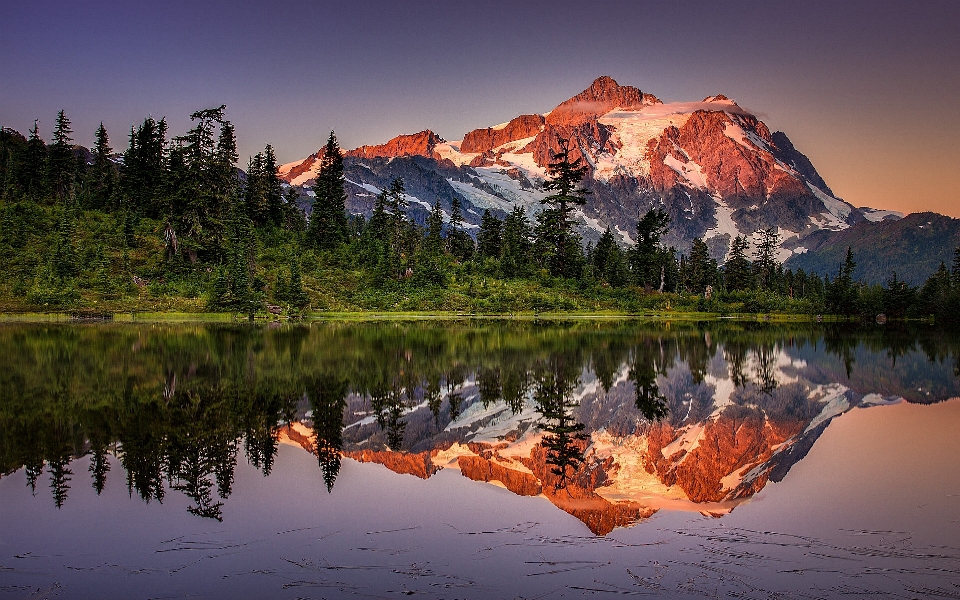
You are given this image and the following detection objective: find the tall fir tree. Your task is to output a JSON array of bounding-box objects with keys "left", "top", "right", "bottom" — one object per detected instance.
[
  {"left": 24, "top": 121, "right": 47, "bottom": 198},
  {"left": 685, "top": 238, "right": 717, "bottom": 294},
  {"left": 476, "top": 210, "right": 503, "bottom": 260},
  {"left": 306, "top": 132, "right": 348, "bottom": 248},
  {"left": 84, "top": 122, "right": 118, "bottom": 210},
  {"left": 724, "top": 235, "right": 753, "bottom": 291},
  {"left": 446, "top": 196, "right": 474, "bottom": 261},
  {"left": 123, "top": 116, "right": 168, "bottom": 216},
  {"left": 629, "top": 208, "right": 671, "bottom": 289},
  {"left": 425, "top": 200, "right": 444, "bottom": 254},
  {"left": 538, "top": 136, "right": 589, "bottom": 278},
  {"left": 753, "top": 227, "right": 780, "bottom": 289},
  {"left": 501, "top": 205, "right": 532, "bottom": 277},
  {"left": 47, "top": 110, "right": 76, "bottom": 201}
]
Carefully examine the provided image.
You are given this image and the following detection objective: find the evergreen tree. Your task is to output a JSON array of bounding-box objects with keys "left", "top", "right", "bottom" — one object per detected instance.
[
  {"left": 308, "top": 374, "right": 348, "bottom": 493},
  {"left": 24, "top": 121, "right": 48, "bottom": 198},
  {"left": 425, "top": 200, "right": 444, "bottom": 254},
  {"left": 172, "top": 106, "right": 235, "bottom": 258},
  {"left": 826, "top": 246, "right": 859, "bottom": 315},
  {"left": 123, "top": 116, "right": 167, "bottom": 216},
  {"left": 47, "top": 110, "right": 76, "bottom": 201},
  {"left": 538, "top": 136, "right": 589, "bottom": 278},
  {"left": 629, "top": 208, "right": 671, "bottom": 289},
  {"left": 685, "top": 238, "right": 717, "bottom": 294},
  {"left": 476, "top": 209, "right": 503, "bottom": 260},
  {"left": 85, "top": 122, "right": 117, "bottom": 210},
  {"left": 244, "top": 151, "right": 268, "bottom": 223},
  {"left": 286, "top": 254, "right": 309, "bottom": 310},
  {"left": 446, "top": 196, "right": 474, "bottom": 261},
  {"left": 918, "top": 261, "right": 952, "bottom": 317},
  {"left": 724, "top": 235, "right": 753, "bottom": 291},
  {"left": 533, "top": 360, "right": 586, "bottom": 490},
  {"left": 306, "top": 132, "right": 348, "bottom": 248},
  {"left": 262, "top": 144, "right": 284, "bottom": 226},
  {"left": 592, "top": 228, "right": 628, "bottom": 286},
  {"left": 882, "top": 271, "right": 916, "bottom": 318},
  {"left": 753, "top": 227, "right": 780, "bottom": 289},
  {"left": 501, "top": 205, "right": 532, "bottom": 277},
  {"left": 952, "top": 246, "right": 960, "bottom": 287}
]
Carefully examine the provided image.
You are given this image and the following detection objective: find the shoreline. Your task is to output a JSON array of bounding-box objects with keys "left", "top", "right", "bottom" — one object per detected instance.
[{"left": 0, "top": 310, "right": 852, "bottom": 323}]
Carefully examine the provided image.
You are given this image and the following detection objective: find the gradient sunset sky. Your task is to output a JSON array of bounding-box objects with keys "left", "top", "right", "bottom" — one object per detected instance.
[{"left": 2, "top": 0, "right": 958, "bottom": 216}]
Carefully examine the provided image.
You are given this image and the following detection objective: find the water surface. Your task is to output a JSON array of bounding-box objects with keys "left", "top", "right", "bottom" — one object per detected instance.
[{"left": 1, "top": 320, "right": 958, "bottom": 598}]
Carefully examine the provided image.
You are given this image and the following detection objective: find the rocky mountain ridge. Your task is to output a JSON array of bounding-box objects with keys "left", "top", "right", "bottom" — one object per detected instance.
[{"left": 281, "top": 76, "right": 866, "bottom": 259}]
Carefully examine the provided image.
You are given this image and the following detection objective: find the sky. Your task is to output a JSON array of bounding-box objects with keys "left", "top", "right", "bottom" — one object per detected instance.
[{"left": 2, "top": 0, "right": 959, "bottom": 217}]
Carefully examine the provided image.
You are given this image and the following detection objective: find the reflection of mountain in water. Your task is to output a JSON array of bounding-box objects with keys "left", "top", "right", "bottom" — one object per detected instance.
[{"left": 1, "top": 322, "right": 958, "bottom": 534}]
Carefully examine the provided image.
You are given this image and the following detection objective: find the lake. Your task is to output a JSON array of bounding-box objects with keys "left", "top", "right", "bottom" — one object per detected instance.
[{"left": 1, "top": 319, "right": 958, "bottom": 598}]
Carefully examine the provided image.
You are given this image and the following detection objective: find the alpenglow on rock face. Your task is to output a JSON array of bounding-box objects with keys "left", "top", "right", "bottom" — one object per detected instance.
[{"left": 281, "top": 76, "right": 863, "bottom": 259}]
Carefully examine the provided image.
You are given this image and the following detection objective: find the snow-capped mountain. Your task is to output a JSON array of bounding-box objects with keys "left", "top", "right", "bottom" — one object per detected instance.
[{"left": 281, "top": 76, "right": 865, "bottom": 259}]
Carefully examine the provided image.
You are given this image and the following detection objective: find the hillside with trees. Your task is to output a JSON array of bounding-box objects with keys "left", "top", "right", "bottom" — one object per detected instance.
[{"left": 1, "top": 107, "right": 959, "bottom": 323}]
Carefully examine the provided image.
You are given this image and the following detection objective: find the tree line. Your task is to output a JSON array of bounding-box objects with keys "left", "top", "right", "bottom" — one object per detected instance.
[{"left": 2, "top": 109, "right": 959, "bottom": 320}]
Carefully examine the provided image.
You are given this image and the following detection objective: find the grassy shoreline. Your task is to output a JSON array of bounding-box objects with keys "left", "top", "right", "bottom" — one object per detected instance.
[{"left": 0, "top": 309, "right": 846, "bottom": 323}]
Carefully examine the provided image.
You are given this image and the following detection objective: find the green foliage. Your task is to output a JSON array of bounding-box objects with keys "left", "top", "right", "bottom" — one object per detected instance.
[
  {"left": 306, "top": 132, "right": 348, "bottom": 249},
  {"left": 538, "top": 136, "right": 589, "bottom": 278}
]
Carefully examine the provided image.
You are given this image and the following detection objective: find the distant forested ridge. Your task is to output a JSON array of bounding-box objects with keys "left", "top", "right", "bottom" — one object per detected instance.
[{"left": 1, "top": 107, "right": 959, "bottom": 322}]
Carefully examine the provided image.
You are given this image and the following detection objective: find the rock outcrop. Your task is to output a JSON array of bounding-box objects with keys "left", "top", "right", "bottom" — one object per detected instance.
[
  {"left": 345, "top": 130, "right": 444, "bottom": 160},
  {"left": 344, "top": 449, "right": 440, "bottom": 479},
  {"left": 460, "top": 114, "right": 545, "bottom": 154}
]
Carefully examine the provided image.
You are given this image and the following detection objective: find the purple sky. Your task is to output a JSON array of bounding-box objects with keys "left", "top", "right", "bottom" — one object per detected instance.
[{"left": 2, "top": 0, "right": 959, "bottom": 216}]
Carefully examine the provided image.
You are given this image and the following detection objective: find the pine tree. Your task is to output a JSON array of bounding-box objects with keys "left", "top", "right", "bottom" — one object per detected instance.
[
  {"left": 826, "top": 246, "right": 859, "bottom": 315},
  {"left": 592, "top": 228, "right": 628, "bottom": 286},
  {"left": 24, "top": 121, "right": 48, "bottom": 198},
  {"left": 476, "top": 210, "right": 503, "bottom": 260},
  {"left": 533, "top": 362, "right": 587, "bottom": 490},
  {"left": 47, "top": 110, "right": 76, "bottom": 200},
  {"left": 724, "top": 235, "right": 753, "bottom": 291},
  {"left": 501, "top": 205, "right": 532, "bottom": 277},
  {"left": 685, "top": 238, "right": 717, "bottom": 294},
  {"left": 306, "top": 132, "right": 348, "bottom": 248},
  {"left": 262, "top": 144, "right": 284, "bottom": 226},
  {"left": 538, "top": 136, "right": 589, "bottom": 278},
  {"left": 425, "top": 200, "right": 444, "bottom": 254},
  {"left": 753, "top": 227, "right": 780, "bottom": 289},
  {"left": 286, "top": 254, "right": 309, "bottom": 310},
  {"left": 85, "top": 122, "right": 117, "bottom": 210},
  {"left": 446, "top": 196, "right": 474, "bottom": 261},
  {"left": 629, "top": 208, "right": 671, "bottom": 289},
  {"left": 952, "top": 246, "right": 960, "bottom": 287},
  {"left": 171, "top": 106, "right": 235, "bottom": 258},
  {"left": 123, "top": 116, "right": 167, "bottom": 216}
]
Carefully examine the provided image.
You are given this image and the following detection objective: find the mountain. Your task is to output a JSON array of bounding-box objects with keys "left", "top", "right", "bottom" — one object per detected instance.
[
  {"left": 784, "top": 212, "right": 960, "bottom": 285},
  {"left": 280, "top": 76, "right": 866, "bottom": 258}
]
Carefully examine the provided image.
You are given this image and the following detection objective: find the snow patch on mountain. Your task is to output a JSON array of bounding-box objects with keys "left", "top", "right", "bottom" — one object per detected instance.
[
  {"left": 703, "top": 196, "right": 741, "bottom": 242},
  {"left": 663, "top": 155, "right": 709, "bottom": 190},
  {"left": 860, "top": 207, "right": 905, "bottom": 222},
  {"left": 806, "top": 182, "right": 851, "bottom": 229}
]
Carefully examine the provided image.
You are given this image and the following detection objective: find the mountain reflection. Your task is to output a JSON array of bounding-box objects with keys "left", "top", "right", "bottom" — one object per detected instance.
[{"left": 1, "top": 321, "right": 958, "bottom": 533}]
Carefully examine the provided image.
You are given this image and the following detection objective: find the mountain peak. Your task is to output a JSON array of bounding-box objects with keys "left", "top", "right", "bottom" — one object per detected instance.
[
  {"left": 345, "top": 129, "right": 444, "bottom": 160},
  {"left": 546, "top": 76, "right": 661, "bottom": 126}
]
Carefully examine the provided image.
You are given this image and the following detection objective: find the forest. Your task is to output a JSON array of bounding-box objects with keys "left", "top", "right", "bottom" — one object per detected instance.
[{"left": 2, "top": 107, "right": 959, "bottom": 321}]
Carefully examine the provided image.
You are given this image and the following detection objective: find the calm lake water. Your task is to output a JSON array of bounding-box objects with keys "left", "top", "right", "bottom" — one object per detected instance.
[{"left": 1, "top": 320, "right": 958, "bottom": 598}]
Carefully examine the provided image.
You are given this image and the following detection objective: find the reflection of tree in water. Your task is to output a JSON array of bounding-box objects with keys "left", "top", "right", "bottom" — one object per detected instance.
[
  {"left": 309, "top": 374, "right": 348, "bottom": 493},
  {"left": 533, "top": 358, "right": 587, "bottom": 490},
  {"left": 3, "top": 321, "right": 960, "bottom": 518},
  {"left": 370, "top": 380, "right": 407, "bottom": 451},
  {"left": 477, "top": 367, "right": 502, "bottom": 408},
  {"left": 753, "top": 343, "right": 779, "bottom": 395},
  {"left": 501, "top": 365, "right": 530, "bottom": 414},
  {"left": 724, "top": 341, "right": 751, "bottom": 388},
  {"left": 629, "top": 339, "right": 670, "bottom": 422}
]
